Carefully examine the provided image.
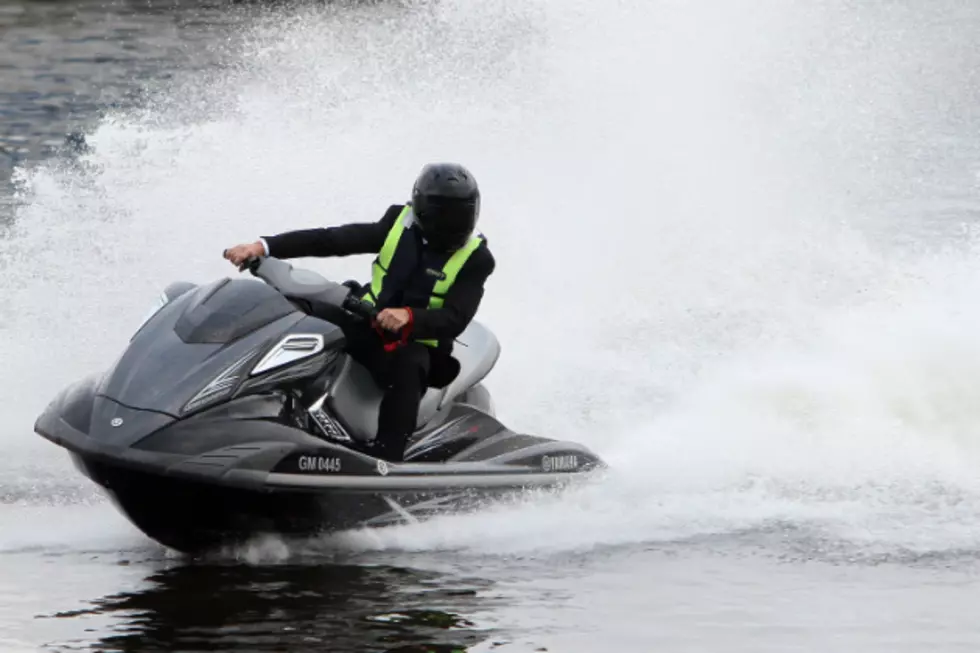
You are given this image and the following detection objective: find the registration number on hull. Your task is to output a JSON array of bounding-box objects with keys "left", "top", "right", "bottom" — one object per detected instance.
[{"left": 297, "top": 455, "right": 342, "bottom": 473}]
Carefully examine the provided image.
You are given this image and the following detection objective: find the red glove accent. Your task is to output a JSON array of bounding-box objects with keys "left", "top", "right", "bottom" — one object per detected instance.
[
  {"left": 402, "top": 307, "right": 415, "bottom": 339},
  {"left": 381, "top": 308, "right": 414, "bottom": 352}
]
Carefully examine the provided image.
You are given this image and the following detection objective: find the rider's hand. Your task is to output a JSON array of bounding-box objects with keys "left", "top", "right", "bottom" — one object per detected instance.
[
  {"left": 224, "top": 241, "right": 265, "bottom": 266},
  {"left": 377, "top": 308, "right": 411, "bottom": 333}
]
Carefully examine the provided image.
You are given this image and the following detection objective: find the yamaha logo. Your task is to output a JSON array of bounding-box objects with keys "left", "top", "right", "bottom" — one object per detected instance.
[
  {"left": 376, "top": 460, "right": 390, "bottom": 476},
  {"left": 541, "top": 454, "right": 579, "bottom": 473},
  {"left": 110, "top": 418, "right": 123, "bottom": 427}
]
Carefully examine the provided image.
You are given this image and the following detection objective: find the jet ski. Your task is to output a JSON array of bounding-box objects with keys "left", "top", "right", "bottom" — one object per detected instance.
[{"left": 33, "top": 256, "right": 605, "bottom": 553}]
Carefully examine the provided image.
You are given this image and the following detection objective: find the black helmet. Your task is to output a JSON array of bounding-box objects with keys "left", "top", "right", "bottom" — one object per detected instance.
[{"left": 411, "top": 162, "right": 480, "bottom": 252}]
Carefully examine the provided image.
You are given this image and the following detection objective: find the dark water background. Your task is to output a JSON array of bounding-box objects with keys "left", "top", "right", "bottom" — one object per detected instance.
[
  {"left": 39, "top": 559, "right": 497, "bottom": 652},
  {"left": 0, "top": 0, "right": 247, "bottom": 206}
]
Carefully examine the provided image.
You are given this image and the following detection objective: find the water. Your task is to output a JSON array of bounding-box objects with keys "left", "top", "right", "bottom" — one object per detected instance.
[
  {"left": 5, "top": 0, "right": 980, "bottom": 650},
  {"left": 0, "top": 0, "right": 247, "bottom": 200}
]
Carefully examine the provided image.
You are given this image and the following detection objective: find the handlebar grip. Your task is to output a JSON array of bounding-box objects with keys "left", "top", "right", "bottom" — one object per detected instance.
[
  {"left": 222, "top": 249, "right": 256, "bottom": 273},
  {"left": 342, "top": 296, "right": 378, "bottom": 320},
  {"left": 231, "top": 256, "right": 262, "bottom": 274}
]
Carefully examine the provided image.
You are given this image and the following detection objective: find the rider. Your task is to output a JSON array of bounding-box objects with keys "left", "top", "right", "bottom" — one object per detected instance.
[{"left": 223, "top": 163, "right": 495, "bottom": 462}]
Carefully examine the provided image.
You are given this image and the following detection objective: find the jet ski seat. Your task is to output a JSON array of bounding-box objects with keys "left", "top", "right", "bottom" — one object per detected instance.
[{"left": 327, "top": 320, "right": 501, "bottom": 443}]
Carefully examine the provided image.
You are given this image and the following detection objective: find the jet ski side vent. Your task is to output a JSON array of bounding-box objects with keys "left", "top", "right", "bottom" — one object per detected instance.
[
  {"left": 307, "top": 392, "right": 352, "bottom": 443},
  {"left": 250, "top": 334, "right": 325, "bottom": 377},
  {"left": 183, "top": 347, "right": 262, "bottom": 415}
]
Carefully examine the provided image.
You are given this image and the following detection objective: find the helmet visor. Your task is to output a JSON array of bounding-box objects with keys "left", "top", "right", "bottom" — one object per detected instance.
[{"left": 415, "top": 196, "right": 478, "bottom": 251}]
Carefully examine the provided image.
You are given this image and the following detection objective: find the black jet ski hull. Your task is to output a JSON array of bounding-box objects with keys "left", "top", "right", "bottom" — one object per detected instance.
[
  {"left": 33, "top": 259, "right": 608, "bottom": 554},
  {"left": 38, "top": 392, "right": 602, "bottom": 554},
  {"left": 70, "top": 453, "right": 522, "bottom": 554}
]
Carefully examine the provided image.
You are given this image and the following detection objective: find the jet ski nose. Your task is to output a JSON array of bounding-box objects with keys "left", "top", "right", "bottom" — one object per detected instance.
[
  {"left": 87, "top": 397, "right": 177, "bottom": 448},
  {"left": 34, "top": 377, "right": 176, "bottom": 453}
]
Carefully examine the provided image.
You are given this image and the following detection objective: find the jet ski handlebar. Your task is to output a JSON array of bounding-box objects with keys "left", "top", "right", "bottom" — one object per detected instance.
[
  {"left": 339, "top": 295, "right": 379, "bottom": 321},
  {"left": 229, "top": 253, "right": 379, "bottom": 322}
]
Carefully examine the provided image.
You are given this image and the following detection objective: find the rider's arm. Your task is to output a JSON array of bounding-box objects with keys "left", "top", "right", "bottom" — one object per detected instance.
[
  {"left": 259, "top": 205, "right": 402, "bottom": 259},
  {"left": 408, "top": 246, "right": 496, "bottom": 342}
]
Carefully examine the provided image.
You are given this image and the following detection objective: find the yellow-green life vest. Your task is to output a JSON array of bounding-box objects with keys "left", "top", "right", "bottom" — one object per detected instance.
[{"left": 362, "top": 206, "right": 484, "bottom": 347}]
